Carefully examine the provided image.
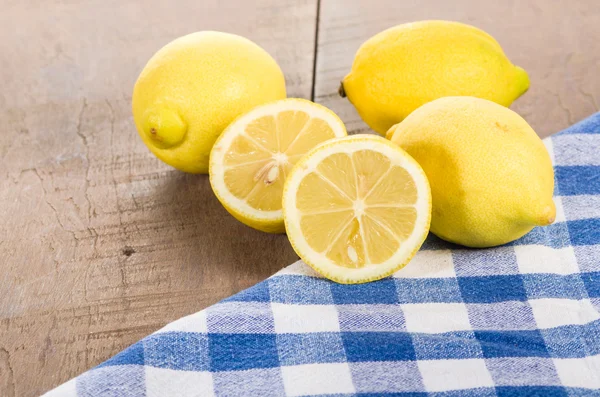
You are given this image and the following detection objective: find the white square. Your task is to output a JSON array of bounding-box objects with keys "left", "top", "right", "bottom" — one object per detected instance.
[
  {"left": 554, "top": 355, "right": 600, "bottom": 388},
  {"left": 543, "top": 137, "right": 555, "bottom": 164},
  {"left": 43, "top": 379, "right": 77, "bottom": 397},
  {"left": 157, "top": 310, "right": 207, "bottom": 334},
  {"left": 275, "top": 260, "right": 322, "bottom": 277},
  {"left": 562, "top": 195, "right": 600, "bottom": 221},
  {"left": 395, "top": 250, "right": 456, "bottom": 278},
  {"left": 552, "top": 134, "right": 600, "bottom": 166},
  {"left": 515, "top": 245, "right": 579, "bottom": 275},
  {"left": 282, "top": 363, "right": 355, "bottom": 396},
  {"left": 418, "top": 359, "right": 495, "bottom": 392},
  {"left": 402, "top": 303, "right": 471, "bottom": 333},
  {"left": 553, "top": 196, "right": 566, "bottom": 223},
  {"left": 529, "top": 298, "right": 600, "bottom": 329},
  {"left": 145, "top": 367, "right": 215, "bottom": 397},
  {"left": 272, "top": 303, "right": 339, "bottom": 333}
]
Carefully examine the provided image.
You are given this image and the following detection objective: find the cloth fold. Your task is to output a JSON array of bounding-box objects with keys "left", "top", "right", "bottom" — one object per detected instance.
[{"left": 47, "top": 113, "right": 600, "bottom": 396}]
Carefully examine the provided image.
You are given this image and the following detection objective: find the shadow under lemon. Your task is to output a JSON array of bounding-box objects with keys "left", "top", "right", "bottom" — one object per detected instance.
[{"left": 150, "top": 171, "right": 298, "bottom": 298}]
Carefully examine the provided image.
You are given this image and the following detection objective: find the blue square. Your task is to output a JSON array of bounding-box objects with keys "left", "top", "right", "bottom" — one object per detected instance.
[
  {"left": 568, "top": 218, "right": 600, "bottom": 246},
  {"left": 556, "top": 115, "right": 600, "bottom": 135},
  {"left": 555, "top": 166, "right": 600, "bottom": 196},
  {"left": 143, "top": 332, "right": 210, "bottom": 371},
  {"left": 98, "top": 341, "right": 144, "bottom": 367},
  {"left": 495, "top": 386, "right": 569, "bottom": 397},
  {"left": 349, "top": 361, "right": 425, "bottom": 393},
  {"left": 223, "top": 281, "right": 270, "bottom": 302},
  {"left": 338, "top": 304, "right": 406, "bottom": 331},
  {"left": 331, "top": 279, "right": 399, "bottom": 304},
  {"left": 430, "top": 389, "right": 496, "bottom": 397},
  {"left": 276, "top": 332, "right": 346, "bottom": 365},
  {"left": 207, "top": 302, "right": 274, "bottom": 333},
  {"left": 458, "top": 275, "right": 527, "bottom": 303},
  {"left": 412, "top": 331, "right": 483, "bottom": 359},
  {"left": 540, "top": 320, "right": 600, "bottom": 358},
  {"left": 268, "top": 275, "right": 333, "bottom": 304},
  {"left": 212, "top": 368, "right": 285, "bottom": 397},
  {"left": 395, "top": 278, "right": 463, "bottom": 303},
  {"left": 475, "top": 330, "right": 549, "bottom": 358},
  {"left": 209, "top": 333, "right": 279, "bottom": 371},
  {"left": 485, "top": 357, "right": 561, "bottom": 387},
  {"left": 77, "top": 365, "right": 146, "bottom": 397},
  {"left": 342, "top": 332, "right": 416, "bottom": 362},
  {"left": 467, "top": 301, "right": 537, "bottom": 330},
  {"left": 359, "top": 393, "right": 428, "bottom": 397},
  {"left": 522, "top": 274, "right": 588, "bottom": 300},
  {"left": 452, "top": 246, "right": 519, "bottom": 276},
  {"left": 582, "top": 271, "right": 600, "bottom": 297}
]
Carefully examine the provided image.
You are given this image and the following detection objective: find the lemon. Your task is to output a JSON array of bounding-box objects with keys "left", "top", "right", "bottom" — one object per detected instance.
[
  {"left": 283, "top": 135, "right": 431, "bottom": 284},
  {"left": 387, "top": 96, "right": 555, "bottom": 248},
  {"left": 209, "top": 98, "right": 347, "bottom": 233},
  {"left": 340, "top": 20, "right": 530, "bottom": 135},
  {"left": 132, "top": 31, "right": 286, "bottom": 173}
]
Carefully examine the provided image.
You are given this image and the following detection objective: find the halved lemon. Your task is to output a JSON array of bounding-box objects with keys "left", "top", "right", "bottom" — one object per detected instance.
[
  {"left": 282, "top": 135, "right": 431, "bottom": 283},
  {"left": 209, "top": 98, "right": 347, "bottom": 233}
]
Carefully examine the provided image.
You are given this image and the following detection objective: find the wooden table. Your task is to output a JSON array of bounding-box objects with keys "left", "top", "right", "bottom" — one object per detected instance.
[{"left": 1, "top": 1, "right": 598, "bottom": 395}]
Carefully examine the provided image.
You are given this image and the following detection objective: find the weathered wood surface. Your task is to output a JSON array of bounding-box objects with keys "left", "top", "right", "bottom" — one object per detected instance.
[
  {"left": 0, "top": 1, "right": 315, "bottom": 395},
  {"left": 1, "top": 0, "right": 599, "bottom": 395},
  {"left": 315, "top": 0, "right": 600, "bottom": 138}
]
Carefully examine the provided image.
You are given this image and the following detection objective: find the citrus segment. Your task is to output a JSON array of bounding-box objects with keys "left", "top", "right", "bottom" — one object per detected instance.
[
  {"left": 223, "top": 135, "right": 271, "bottom": 167},
  {"left": 244, "top": 115, "right": 280, "bottom": 152},
  {"left": 352, "top": 150, "right": 391, "bottom": 198},
  {"left": 301, "top": 210, "right": 354, "bottom": 253},
  {"left": 285, "top": 118, "right": 337, "bottom": 156},
  {"left": 277, "top": 111, "right": 312, "bottom": 151},
  {"left": 296, "top": 173, "right": 353, "bottom": 212},
  {"left": 210, "top": 98, "right": 347, "bottom": 233},
  {"left": 316, "top": 153, "right": 357, "bottom": 200},
  {"left": 326, "top": 217, "right": 366, "bottom": 268},
  {"left": 283, "top": 135, "right": 431, "bottom": 283},
  {"left": 361, "top": 215, "right": 400, "bottom": 264},
  {"left": 364, "top": 166, "right": 418, "bottom": 205},
  {"left": 367, "top": 207, "right": 418, "bottom": 241}
]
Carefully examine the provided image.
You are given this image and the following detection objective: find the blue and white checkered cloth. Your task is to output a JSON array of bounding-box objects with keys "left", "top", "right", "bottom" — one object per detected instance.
[{"left": 46, "top": 113, "right": 600, "bottom": 397}]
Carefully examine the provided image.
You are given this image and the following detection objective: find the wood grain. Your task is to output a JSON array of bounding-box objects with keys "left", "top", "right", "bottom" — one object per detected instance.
[
  {"left": 1, "top": 1, "right": 599, "bottom": 396},
  {"left": 315, "top": 0, "right": 600, "bottom": 138},
  {"left": 0, "top": 1, "right": 315, "bottom": 395}
]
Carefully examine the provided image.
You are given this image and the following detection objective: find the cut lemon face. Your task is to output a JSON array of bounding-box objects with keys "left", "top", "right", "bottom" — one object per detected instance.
[
  {"left": 209, "top": 98, "right": 347, "bottom": 233},
  {"left": 283, "top": 135, "right": 431, "bottom": 283}
]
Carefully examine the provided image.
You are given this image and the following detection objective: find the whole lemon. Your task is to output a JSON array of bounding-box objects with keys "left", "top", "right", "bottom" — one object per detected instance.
[
  {"left": 387, "top": 96, "right": 555, "bottom": 248},
  {"left": 340, "top": 20, "right": 530, "bottom": 135},
  {"left": 132, "top": 32, "right": 286, "bottom": 173}
]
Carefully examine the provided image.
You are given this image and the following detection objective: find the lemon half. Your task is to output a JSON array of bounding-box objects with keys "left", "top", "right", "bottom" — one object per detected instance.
[
  {"left": 283, "top": 135, "right": 431, "bottom": 283},
  {"left": 209, "top": 98, "right": 347, "bottom": 233}
]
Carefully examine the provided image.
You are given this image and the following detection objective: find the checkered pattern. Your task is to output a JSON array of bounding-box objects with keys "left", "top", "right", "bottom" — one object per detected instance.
[{"left": 45, "top": 113, "right": 600, "bottom": 397}]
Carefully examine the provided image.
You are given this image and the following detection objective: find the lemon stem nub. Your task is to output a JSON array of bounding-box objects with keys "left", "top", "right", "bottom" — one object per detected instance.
[{"left": 144, "top": 108, "right": 187, "bottom": 148}]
